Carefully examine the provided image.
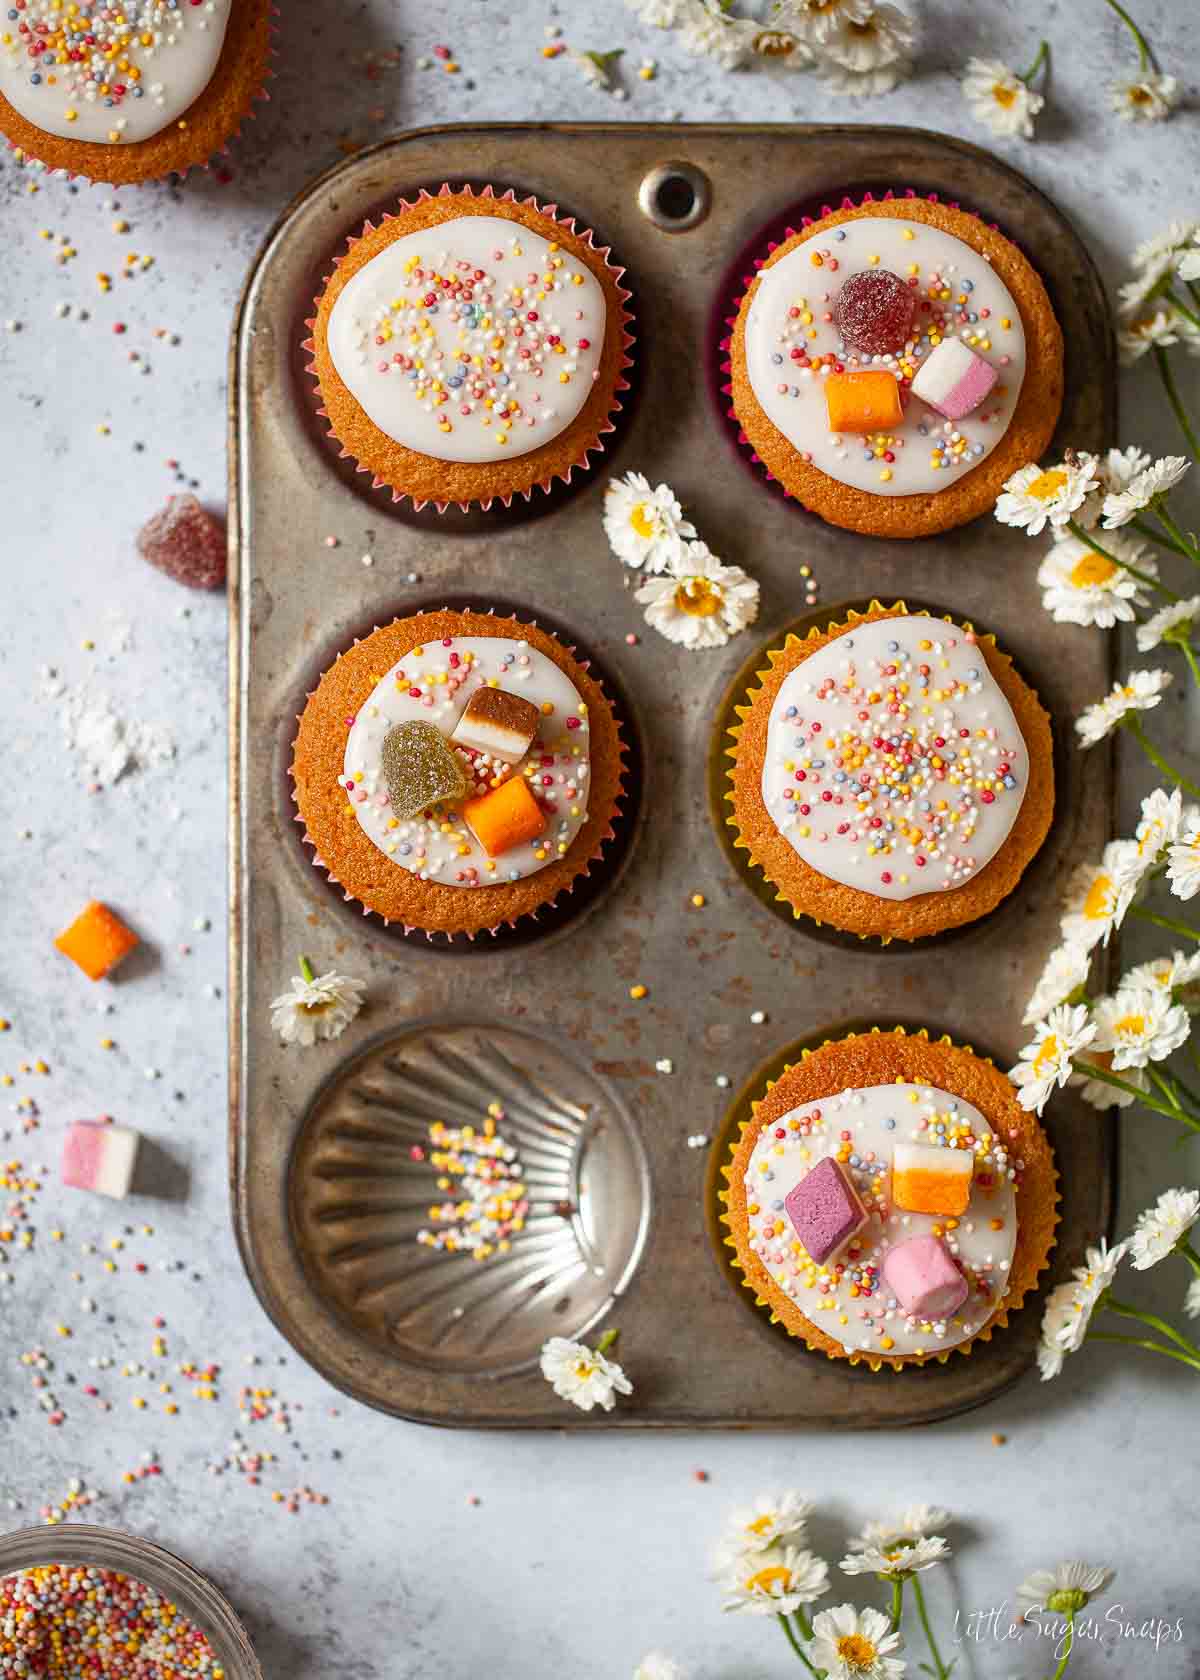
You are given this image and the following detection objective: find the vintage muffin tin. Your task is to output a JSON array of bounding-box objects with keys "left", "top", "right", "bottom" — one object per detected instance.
[{"left": 229, "top": 123, "right": 1116, "bottom": 1427}]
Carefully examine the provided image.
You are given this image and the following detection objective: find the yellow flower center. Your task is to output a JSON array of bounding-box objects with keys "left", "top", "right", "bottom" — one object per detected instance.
[
  {"left": 1027, "top": 468, "right": 1068, "bottom": 501},
  {"left": 629, "top": 503, "right": 656, "bottom": 540},
  {"left": 1114, "top": 1013, "right": 1146, "bottom": 1037},
  {"left": 746, "top": 1515, "right": 775, "bottom": 1536},
  {"left": 1083, "top": 874, "right": 1114, "bottom": 920},
  {"left": 298, "top": 998, "right": 336, "bottom": 1015},
  {"left": 836, "top": 1634, "right": 879, "bottom": 1670},
  {"left": 992, "top": 82, "right": 1017, "bottom": 107},
  {"left": 573, "top": 1359, "right": 597, "bottom": 1379},
  {"left": 745, "top": 1565, "right": 792, "bottom": 1595},
  {"left": 848, "top": 18, "right": 877, "bottom": 36},
  {"left": 675, "top": 577, "right": 723, "bottom": 617},
  {"left": 1129, "top": 85, "right": 1152, "bottom": 105},
  {"left": 1032, "top": 1034, "right": 1061, "bottom": 1076},
  {"left": 1069, "top": 552, "right": 1116, "bottom": 587}
]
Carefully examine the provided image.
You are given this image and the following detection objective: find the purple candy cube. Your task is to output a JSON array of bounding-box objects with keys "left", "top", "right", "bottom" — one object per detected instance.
[{"left": 784, "top": 1156, "right": 867, "bottom": 1265}]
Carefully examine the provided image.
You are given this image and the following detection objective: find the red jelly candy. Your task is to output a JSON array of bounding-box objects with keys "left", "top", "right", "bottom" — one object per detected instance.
[
  {"left": 137, "top": 494, "right": 226, "bottom": 589},
  {"left": 832, "top": 269, "right": 916, "bottom": 358}
]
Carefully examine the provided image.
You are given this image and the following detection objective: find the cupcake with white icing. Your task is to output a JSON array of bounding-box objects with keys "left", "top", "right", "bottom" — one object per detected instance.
[
  {"left": 720, "top": 1026, "right": 1059, "bottom": 1371},
  {"left": 725, "top": 601, "right": 1055, "bottom": 943},
  {"left": 728, "top": 196, "right": 1064, "bottom": 538},
  {"left": 307, "top": 185, "right": 635, "bottom": 512},
  {"left": 290, "top": 607, "right": 627, "bottom": 937},
  {"left": 0, "top": 0, "right": 273, "bottom": 184}
]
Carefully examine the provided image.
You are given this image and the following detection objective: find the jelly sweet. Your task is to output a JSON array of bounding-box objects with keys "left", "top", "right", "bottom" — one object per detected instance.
[
  {"left": 380, "top": 720, "right": 468, "bottom": 820},
  {"left": 832, "top": 269, "right": 915, "bottom": 358},
  {"left": 137, "top": 493, "right": 227, "bottom": 589}
]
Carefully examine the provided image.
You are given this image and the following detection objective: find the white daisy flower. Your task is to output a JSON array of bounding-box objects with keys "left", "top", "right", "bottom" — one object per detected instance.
[
  {"left": 634, "top": 1655, "right": 688, "bottom": 1680},
  {"left": 961, "top": 57, "right": 1043, "bottom": 139},
  {"left": 1133, "top": 786, "right": 1185, "bottom": 861},
  {"left": 1038, "top": 1239, "right": 1128, "bottom": 1374},
  {"left": 848, "top": 1506, "right": 950, "bottom": 1552},
  {"left": 1059, "top": 839, "right": 1142, "bottom": 951},
  {"left": 1118, "top": 223, "right": 1198, "bottom": 314},
  {"left": 1166, "top": 811, "right": 1200, "bottom": 900},
  {"left": 1122, "top": 948, "right": 1200, "bottom": 1012},
  {"left": 1072, "top": 1053, "right": 1147, "bottom": 1109},
  {"left": 723, "top": 1491, "right": 812, "bottom": 1554},
  {"left": 270, "top": 961, "right": 366, "bottom": 1047},
  {"left": 809, "top": 1605, "right": 905, "bottom": 1680},
  {"left": 1137, "top": 595, "right": 1200, "bottom": 652},
  {"left": 539, "top": 1335, "right": 632, "bottom": 1412},
  {"left": 1128, "top": 1188, "right": 1200, "bottom": 1270},
  {"left": 1185, "top": 1277, "right": 1200, "bottom": 1319},
  {"left": 1179, "top": 238, "right": 1200, "bottom": 284},
  {"left": 995, "top": 455, "right": 1099, "bottom": 535},
  {"left": 635, "top": 542, "right": 760, "bottom": 649},
  {"left": 1037, "top": 1280, "right": 1078, "bottom": 1378},
  {"left": 776, "top": 0, "right": 874, "bottom": 46},
  {"left": 569, "top": 48, "right": 624, "bottom": 92},
  {"left": 678, "top": 0, "right": 757, "bottom": 69},
  {"left": 1023, "top": 943, "right": 1092, "bottom": 1026},
  {"left": 818, "top": 2, "right": 915, "bottom": 72},
  {"left": 1010, "top": 1003, "right": 1097, "bottom": 1115},
  {"left": 603, "top": 471, "right": 697, "bottom": 572},
  {"left": 1037, "top": 532, "right": 1156, "bottom": 627},
  {"left": 1075, "top": 669, "right": 1172, "bottom": 748},
  {"left": 720, "top": 1545, "right": 830, "bottom": 1616},
  {"left": 840, "top": 1537, "right": 949, "bottom": 1579},
  {"left": 625, "top": 0, "right": 689, "bottom": 26},
  {"left": 1101, "top": 455, "right": 1190, "bottom": 527},
  {"left": 1110, "top": 72, "right": 1179, "bottom": 123},
  {"left": 1092, "top": 984, "right": 1190, "bottom": 1069},
  {"left": 821, "top": 57, "right": 913, "bottom": 95},
  {"left": 1100, "top": 444, "right": 1153, "bottom": 491},
  {"left": 1016, "top": 1561, "right": 1115, "bottom": 1616},
  {"left": 1118, "top": 305, "right": 1181, "bottom": 364}
]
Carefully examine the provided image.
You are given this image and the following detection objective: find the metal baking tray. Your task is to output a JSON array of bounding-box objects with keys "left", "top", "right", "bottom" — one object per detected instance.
[{"left": 229, "top": 123, "right": 1116, "bottom": 1428}]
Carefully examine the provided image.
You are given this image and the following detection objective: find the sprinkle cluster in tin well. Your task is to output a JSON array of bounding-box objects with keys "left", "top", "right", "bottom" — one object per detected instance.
[
  {"left": 0, "top": 1564, "right": 221, "bottom": 1677},
  {"left": 2, "top": 0, "right": 225, "bottom": 143},
  {"left": 414, "top": 1101, "right": 528, "bottom": 1261}
]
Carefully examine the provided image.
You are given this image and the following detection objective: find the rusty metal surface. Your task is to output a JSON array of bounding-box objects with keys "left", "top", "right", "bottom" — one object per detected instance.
[{"left": 229, "top": 123, "right": 1116, "bottom": 1428}]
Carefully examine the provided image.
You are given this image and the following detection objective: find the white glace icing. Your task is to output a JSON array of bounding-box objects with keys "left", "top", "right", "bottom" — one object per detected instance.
[
  {"left": 744, "top": 215, "right": 1027, "bottom": 495},
  {"left": 0, "top": 0, "right": 230, "bottom": 146},
  {"left": 744, "top": 1080, "right": 1019, "bottom": 1358},
  {"left": 327, "top": 214, "right": 607, "bottom": 465},
  {"left": 342, "top": 635, "right": 590, "bottom": 889},
  {"left": 761, "top": 616, "right": 1029, "bottom": 902}
]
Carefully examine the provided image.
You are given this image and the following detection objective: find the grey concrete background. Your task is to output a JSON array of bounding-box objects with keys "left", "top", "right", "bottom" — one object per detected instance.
[{"left": 1, "top": 2, "right": 1198, "bottom": 1675}]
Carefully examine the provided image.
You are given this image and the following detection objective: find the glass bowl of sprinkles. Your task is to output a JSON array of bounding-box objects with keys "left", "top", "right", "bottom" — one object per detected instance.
[{"left": 0, "top": 1524, "right": 263, "bottom": 1680}]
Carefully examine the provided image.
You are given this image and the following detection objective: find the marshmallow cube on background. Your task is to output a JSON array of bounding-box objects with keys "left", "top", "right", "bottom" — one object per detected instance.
[
  {"left": 891, "top": 1141, "right": 974, "bottom": 1215},
  {"left": 882, "top": 1234, "right": 969, "bottom": 1319},
  {"left": 783, "top": 1156, "right": 868, "bottom": 1265},
  {"left": 61, "top": 1120, "right": 140, "bottom": 1199},
  {"left": 910, "top": 337, "right": 998, "bottom": 420}
]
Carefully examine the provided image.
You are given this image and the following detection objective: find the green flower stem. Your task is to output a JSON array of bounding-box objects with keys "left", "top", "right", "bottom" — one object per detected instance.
[
  {"left": 1148, "top": 1064, "right": 1200, "bottom": 1117},
  {"left": 298, "top": 955, "right": 315, "bottom": 984},
  {"left": 779, "top": 1613, "right": 820, "bottom": 1675},
  {"left": 1019, "top": 39, "right": 1050, "bottom": 84},
  {"left": 1071, "top": 1058, "right": 1200, "bottom": 1131},
  {"left": 1107, "top": 1295, "right": 1200, "bottom": 1359},
  {"left": 890, "top": 1578, "right": 905, "bottom": 1634},
  {"left": 1131, "top": 515, "right": 1193, "bottom": 555},
  {"left": 1153, "top": 347, "right": 1200, "bottom": 463},
  {"left": 1091, "top": 1329, "right": 1200, "bottom": 1371},
  {"left": 1050, "top": 1607, "right": 1077, "bottom": 1680},
  {"left": 1178, "top": 1239, "right": 1200, "bottom": 1277},
  {"left": 1101, "top": 0, "right": 1154, "bottom": 69},
  {"left": 912, "top": 1575, "right": 954, "bottom": 1680},
  {"left": 1181, "top": 640, "right": 1200, "bottom": 691},
  {"left": 1064, "top": 520, "right": 1176, "bottom": 597},
  {"left": 1154, "top": 501, "right": 1200, "bottom": 563},
  {"left": 1125, "top": 717, "right": 1200, "bottom": 801},
  {"left": 794, "top": 1609, "right": 815, "bottom": 1642},
  {"left": 1128, "top": 903, "right": 1200, "bottom": 944},
  {"left": 594, "top": 1327, "right": 619, "bottom": 1355},
  {"left": 1164, "top": 288, "right": 1200, "bottom": 334}
]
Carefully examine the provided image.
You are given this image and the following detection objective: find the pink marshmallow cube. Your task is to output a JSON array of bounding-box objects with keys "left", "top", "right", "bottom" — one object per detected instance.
[
  {"left": 911, "top": 337, "right": 998, "bottom": 421},
  {"left": 882, "top": 1234, "right": 968, "bottom": 1320},
  {"left": 61, "top": 1120, "right": 139, "bottom": 1199}
]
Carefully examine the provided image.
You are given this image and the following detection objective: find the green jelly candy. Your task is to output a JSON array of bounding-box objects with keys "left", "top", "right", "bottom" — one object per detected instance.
[{"left": 380, "top": 720, "right": 468, "bottom": 820}]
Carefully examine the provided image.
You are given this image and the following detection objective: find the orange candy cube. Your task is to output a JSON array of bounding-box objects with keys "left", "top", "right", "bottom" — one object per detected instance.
[
  {"left": 891, "top": 1143, "right": 973, "bottom": 1216},
  {"left": 824, "top": 370, "right": 903, "bottom": 435},
  {"left": 55, "top": 902, "right": 139, "bottom": 982},
  {"left": 462, "top": 775, "right": 546, "bottom": 858}
]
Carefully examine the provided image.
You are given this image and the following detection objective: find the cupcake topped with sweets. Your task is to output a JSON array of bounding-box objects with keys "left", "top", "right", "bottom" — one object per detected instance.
[
  {"left": 728, "top": 197, "right": 1064, "bottom": 538},
  {"left": 308, "top": 186, "right": 635, "bottom": 511},
  {"left": 0, "top": 0, "right": 273, "bottom": 183}
]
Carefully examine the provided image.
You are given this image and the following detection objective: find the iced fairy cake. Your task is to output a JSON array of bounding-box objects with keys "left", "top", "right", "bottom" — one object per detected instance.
[
  {"left": 725, "top": 602, "right": 1054, "bottom": 942},
  {"left": 720, "top": 1027, "right": 1059, "bottom": 1370},
  {"left": 290, "top": 608, "right": 626, "bottom": 937},
  {"left": 728, "top": 198, "right": 1064, "bottom": 537}
]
